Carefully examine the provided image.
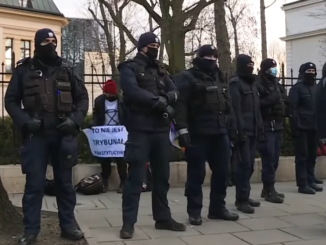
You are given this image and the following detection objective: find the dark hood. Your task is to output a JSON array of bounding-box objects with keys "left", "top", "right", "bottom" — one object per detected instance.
[{"left": 322, "top": 62, "right": 326, "bottom": 77}]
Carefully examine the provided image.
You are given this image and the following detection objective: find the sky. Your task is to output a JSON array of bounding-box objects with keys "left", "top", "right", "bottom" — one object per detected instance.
[{"left": 53, "top": 0, "right": 297, "bottom": 43}]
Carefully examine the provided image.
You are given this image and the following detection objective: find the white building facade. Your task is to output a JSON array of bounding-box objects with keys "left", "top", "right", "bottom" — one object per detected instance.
[{"left": 281, "top": 0, "right": 326, "bottom": 78}]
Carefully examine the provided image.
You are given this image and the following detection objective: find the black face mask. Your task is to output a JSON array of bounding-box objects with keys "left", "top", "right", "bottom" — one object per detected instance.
[
  {"left": 303, "top": 73, "right": 315, "bottom": 85},
  {"left": 106, "top": 96, "right": 117, "bottom": 102},
  {"left": 194, "top": 58, "right": 216, "bottom": 72},
  {"left": 35, "top": 43, "right": 57, "bottom": 60},
  {"left": 146, "top": 47, "right": 158, "bottom": 60}
]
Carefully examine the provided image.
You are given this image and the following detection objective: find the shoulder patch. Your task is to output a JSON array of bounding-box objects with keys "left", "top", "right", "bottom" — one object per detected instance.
[{"left": 16, "top": 57, "right": 31, "bottom": 66}]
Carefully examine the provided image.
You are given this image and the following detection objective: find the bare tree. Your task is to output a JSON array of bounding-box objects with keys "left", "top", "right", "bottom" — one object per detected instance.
[
  {"left": 214, "top": 0, "right": 232, "bottom": 75},
  {"left": 130, "top": 0, "right": 214, "bottom": 73},
  {"left": 225, "top": 0, "right": 259, "bottom": 58},
  {"left": 268, "top": 38, "right": 286, "bottom": 65}
]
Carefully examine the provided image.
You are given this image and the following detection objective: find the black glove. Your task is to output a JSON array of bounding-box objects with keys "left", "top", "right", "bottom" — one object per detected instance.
[
  {"left": 258, "top": 129, "right": 265, "bottom": 142},
  {"left": 270, "top": 93, "right": 281, "bottom": 103},
  {"left": 177, "top": 131, "right": 191, "bottom": 148},
  {"left": 238, "top": 131, "right": 247, "bottom": 142},
  {"left": 24, "top": 118, "right": 42, "bottom": 133},
  {"left": 57, "top": 117, "right": 78, "bottom": 135},
  {"left": 152, "top": 96, "right": 168, "bottom": 111},
  {"left": 87, "top": 120, "right": 95, "bottom": 128},
  {"left": 163, "top": 106, "right": 174, "bottom": 118}
]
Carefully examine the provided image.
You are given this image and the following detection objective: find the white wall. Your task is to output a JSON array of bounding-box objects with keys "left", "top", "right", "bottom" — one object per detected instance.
[
  {"left": 287, "top": 36, "right": 326, "bottom": 77},
  {"left": 283, "top": 0, "right": 326, "bottom": 77},
  {"left": 285, "top": 0, "right": 326, "bottom": 36}
]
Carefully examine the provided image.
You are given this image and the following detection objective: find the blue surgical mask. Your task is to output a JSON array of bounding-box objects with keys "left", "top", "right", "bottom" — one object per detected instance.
[{"left": 270, "top": 67, "right": 278, "bottom": 77}]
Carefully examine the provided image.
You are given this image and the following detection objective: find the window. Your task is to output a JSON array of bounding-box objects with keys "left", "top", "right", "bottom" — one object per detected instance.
[
  {"left": 5, "top": 38, "right": 13, "bottom": 72},
  {"left": 20, "top": 40, "right": 31, "bottom": 59},
  {"left": 20, "top": 0, "right": 33, "bottom": 8}
]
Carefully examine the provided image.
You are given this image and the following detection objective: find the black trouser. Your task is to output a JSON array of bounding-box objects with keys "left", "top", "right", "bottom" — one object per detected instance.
[
  {"left": 185, "top": 134, "right": 230, "bottom": 217},
  {"left": 20, "top": 132, "right": 76, "bottom": 235},
  {"left": 99, "top": 158, "right": 127, "bottom": 181},
  {"left": 235, "top": 136, "right": 257, "bottom": 202},
  {"left": 294, "top": 130, "right": 318, "bottom": 187},
  {"left": 122, "top": 131, "right": 171, "bottom": 225},
  {"left": 229, "top": 147, "right": 238, "bottom": 184},
  {"left": 258, "top": 131, "right": 282, "bottom": 189}
]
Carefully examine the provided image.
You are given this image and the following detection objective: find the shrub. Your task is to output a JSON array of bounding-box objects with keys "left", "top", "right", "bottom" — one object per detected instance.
[{"left": 0, "top": 116, "right": 294, "bottom": 165}]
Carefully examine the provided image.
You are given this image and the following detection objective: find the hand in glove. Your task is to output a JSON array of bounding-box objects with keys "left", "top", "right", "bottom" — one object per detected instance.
[
  {"left": 270, "top": 93, "right": 281, "bottom": 103},
  {"left": 57, "top": 118, "right": 78, "bottom": 135},
  {"left": 24, "top": 118, "right": 42, "bottom": 133},
  {"left": 258, "top": 129, "right": 265, "bottom": 142},
  {"left": 177, "top": 131, "right": 191, "bottom": 148},
  {"left": 152, "top": 96, "right": 168, "bottom": 111},
  {"left": 238, "top": 131, "right": 247, "bottom": 142},
  {"left": 164, "top": 106, "right": 174, "bottom": 118},
  {"left": 87, "top": 120, "right": 96, "bottom": 129}
]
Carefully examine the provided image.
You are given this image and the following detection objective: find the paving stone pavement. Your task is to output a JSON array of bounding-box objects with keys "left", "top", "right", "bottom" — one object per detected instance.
[{"left": 9, "top": 182, "right": 326, "bottom": 245}]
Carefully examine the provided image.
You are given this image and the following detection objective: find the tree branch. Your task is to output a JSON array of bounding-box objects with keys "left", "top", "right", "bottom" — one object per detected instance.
[
  {"left": 183, "top": 0, "right": 214, "bottom": 33},
  {"left": 98, "top": 0, "right": 137, "bottom": 45},
  {"left": 131, "top": 0, "right": 163, "bottom": 24},
  {"left": 88, "top": 8, "right": 105, "bottom": 29},
  {"left": 265, "top": 0, "right": 276, "bottom": 9}
]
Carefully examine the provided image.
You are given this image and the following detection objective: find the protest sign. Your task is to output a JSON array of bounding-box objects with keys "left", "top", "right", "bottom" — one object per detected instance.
[{"left": 83, "top": 126, "right": 128, "bottom": 157}]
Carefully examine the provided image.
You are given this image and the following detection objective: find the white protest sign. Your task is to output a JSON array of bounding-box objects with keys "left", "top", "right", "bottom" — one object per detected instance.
[{"left": 83, "top": 126, "right": 128, "bottom": 157}]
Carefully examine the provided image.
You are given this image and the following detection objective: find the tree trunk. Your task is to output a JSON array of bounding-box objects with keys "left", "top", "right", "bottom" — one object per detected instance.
[
  {"left": 232, "top": 20, "right": 240, "bottom": 57},
  {"left": 214, "top": 0, "right": 232, "bottom": 76},
  {"left": 260, "top": 0, "right": 267, "bottom": 59},
  {"left": 0, "top": 176, "right": 23, "bottom": 235}
]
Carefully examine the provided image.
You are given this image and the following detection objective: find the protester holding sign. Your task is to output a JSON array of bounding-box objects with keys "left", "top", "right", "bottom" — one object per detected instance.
[
  {"left": 88, "top": 79, "right": 127, "bottom": 193},
  {"left": 117, "top": 32, "right": 185, "bottom": 239}
]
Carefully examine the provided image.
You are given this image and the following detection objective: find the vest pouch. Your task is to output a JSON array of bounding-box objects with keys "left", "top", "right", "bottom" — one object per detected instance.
[
  {"left": 23, "top": 79, "right": 40, "bottom": 109},
  {"left": 57, "top": 91, "right": 73, "bottom": 112},
  {"left": 56, "top": 80, "right": 72, "bottom": 113}
]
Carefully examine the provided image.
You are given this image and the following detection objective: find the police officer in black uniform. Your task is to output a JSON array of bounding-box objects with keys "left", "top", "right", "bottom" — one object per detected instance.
[
  {"left": 229, "top": 54, "right": 263, "bottom": 214},
  {"left": 256, "top": 59, "right": 287, "bottom": 203},
  {"left": 173, "top": 45, "right": 239, "bottom": 225},
  {"left": 289, "top": 62, "right": 323, "bottom": 194},
  {"left": 118, "top": 32, "right": 186, "bottom": 239},
  {"left": 4, "top": 29, "right": 88, "bottom": 245},
  {"left": 316, "top": 62, "right": 326, "bottom": 178}
]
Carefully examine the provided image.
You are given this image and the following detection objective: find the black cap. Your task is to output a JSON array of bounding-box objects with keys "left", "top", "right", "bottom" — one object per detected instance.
[
  {"left": 137, "top": 32, "right": 160, "bottom": 51},
  {"left": 196, "top": 44, "right": 218, "bottom": 58},
  {"left": 34, "top": 28, "right": 57, "bottom": 47},
  {"left": 299, "top": 62, "right": 316, "bottom": 73},
  {"left": 260, "top": 58, "right": 277, "bottom": 72}
]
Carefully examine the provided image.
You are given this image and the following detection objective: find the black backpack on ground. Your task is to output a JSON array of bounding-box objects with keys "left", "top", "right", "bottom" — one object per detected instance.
[{"left": 75, "top": 174, "right": 104, "bottom": 195}]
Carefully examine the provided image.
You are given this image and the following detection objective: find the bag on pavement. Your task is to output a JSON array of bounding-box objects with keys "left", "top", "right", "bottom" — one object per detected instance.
[{"left": 75, "top": 174, "right": 104, "bottom": 195}]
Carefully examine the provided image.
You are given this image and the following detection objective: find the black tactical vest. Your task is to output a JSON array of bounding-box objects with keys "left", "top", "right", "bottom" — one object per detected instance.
[
  {"left": 21, "top": 58, "right": 73, "bottom": 117},
  {"left": 260, "top": 78, "right": 285, "bottom": 120},
  {"left": 185, "top": 69, "right": 231, "bottom": 116}
]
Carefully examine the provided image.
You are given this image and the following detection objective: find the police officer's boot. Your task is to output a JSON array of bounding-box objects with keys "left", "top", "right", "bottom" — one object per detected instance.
[
  {"left": 117, "top": 180, "right": 124, "bottom": 194},
  {"left": 248, "top": 198, "right": 260, "bottom": 207},
  {"left": 261, "top": 189, "right": 285, "bottom": 199},
  {"left": 208, "top": 208, "right": 239, "bottom": 221},
  {"left": 189, "top": 215, "right": 202, "bottom": 225},
  {"left": 310, "top": 183, "right": 323, "bottom": 192},
  {"left": 314, "top": 178, "right": 323, "bottom": 184},
  {"left": 263, "top": 185, "right": 284, "bottom": 203},
  {"left": 120, "top": 224, "right": 134, "bottom": 239},
  {"left": 298, "top": 185, "right": 316, "bottom": 194},
  {"left": 18, "top": 234, "right": 37, "bottom": 245},
  {"left": 155, "top": 218, "right": 186, "bottom": 231},
  {"left": 236, "top": 201, "right": 254, "bottom": 214},
  {"left": 102, "top": 179, "right": 109, "bottom": 193},
  {"left": 61, "top": 227, "right": 84, "bottom": 240}
]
